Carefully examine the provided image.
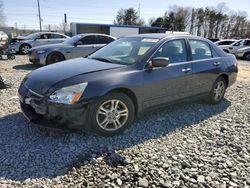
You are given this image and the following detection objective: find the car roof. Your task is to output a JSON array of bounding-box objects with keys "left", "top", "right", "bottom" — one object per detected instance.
[
  {"left": 124, "top": 33, "right": 208, "bottom": 41},
  {"left": 34, "top": 32, "right": 69, "bottom": 36},
  {"left": 77, "top": 33, "right": 116, "bottom": 39}
]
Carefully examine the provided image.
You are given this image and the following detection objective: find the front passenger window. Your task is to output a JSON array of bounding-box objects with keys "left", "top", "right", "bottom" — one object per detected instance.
[{"left": 153, "top": 39, "right": 187, "bottom": 64}]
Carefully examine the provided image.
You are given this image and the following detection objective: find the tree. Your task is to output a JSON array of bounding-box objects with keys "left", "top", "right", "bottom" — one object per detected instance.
[
  {"left": 0, "top": 0, "right": 5, "bottom": 26},
  {"left": 114, "top": 8, "right": 144, "bottom": 26}
]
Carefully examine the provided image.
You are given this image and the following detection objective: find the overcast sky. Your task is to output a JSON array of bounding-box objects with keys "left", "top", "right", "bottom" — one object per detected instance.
[{"left": 2, "top": 0, "right": 250, "bottom": 29}]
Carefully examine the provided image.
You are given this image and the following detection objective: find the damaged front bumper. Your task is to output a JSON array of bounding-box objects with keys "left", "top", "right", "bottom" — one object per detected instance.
[{"left": 18, "top": 83, "right": 91, "bottom": 131}]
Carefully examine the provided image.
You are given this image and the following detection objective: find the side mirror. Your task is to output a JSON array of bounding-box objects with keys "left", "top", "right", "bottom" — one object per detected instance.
[
  {"left": 148, "top": 57, "right": 169, "bottom": 69},
  {"left": 75, "top": 41, "right": 83, "bottom": 46}
]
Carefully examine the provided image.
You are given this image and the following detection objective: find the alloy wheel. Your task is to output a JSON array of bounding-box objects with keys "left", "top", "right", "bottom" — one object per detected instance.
[
  {"left": 21, "top": 45, "right": 30, "bottom": 54},
  {"left": 96, "top": 99, "right": 129, "bottom": 131},
  {"left": 213, "top": 80, "right": 225, "bottom": 101}
]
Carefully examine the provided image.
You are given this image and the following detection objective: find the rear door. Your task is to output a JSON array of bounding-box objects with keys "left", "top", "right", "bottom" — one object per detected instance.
[
  {"left": 49, "top": 33, "right": 68, "bottom": 44},
  {"left": 188, "top": 39, "right": 223, "bottom": 94},
  {"left": 34, "top": 33, "right": 51, "bottom": 46},
  {"left": 142, "top": 39, "right": 194, "bottom": 108},
  {"left": 69, "top": 35, "right": 100, "bottom": 58}
]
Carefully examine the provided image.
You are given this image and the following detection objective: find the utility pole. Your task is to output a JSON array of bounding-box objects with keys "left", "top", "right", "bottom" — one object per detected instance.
[
  {"left": 37, "top": 0, "right": 42, "bottom": 31},
  {"left": 138, "top": 3, "right": 141, "bottom": 19}
]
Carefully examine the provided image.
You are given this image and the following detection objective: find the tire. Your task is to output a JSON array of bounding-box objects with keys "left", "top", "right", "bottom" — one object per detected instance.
[
  {"left": 19, "top": 44, "right": 31, "bottom": 55},
  {"left": 206, "top": 77, "right": 226, "bottom": 104},
  {"left": 46, "top": 52, "right": 65, "bottom": 65},
  {"left": 243, "top": 52, "right": 250, "bottom": 61},
  {"left": 8, "top": 54, "right": 15, "bottom": 60},
  {"left": 90, "top": 92, "right": 135, "bottom": 136}
]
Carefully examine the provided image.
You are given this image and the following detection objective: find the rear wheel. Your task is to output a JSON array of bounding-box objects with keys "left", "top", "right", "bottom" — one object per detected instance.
[
  {"left": 19, "top": 44, "right": 31, "bottom": 55},
  {"left": 90, "top": 92, "right": 135, "bottom": 136},
  {"left": 244, "top": 52, "right": 250, "bottom": 61},
  {"left": 46, "top": 52, "right": 65, "bottom": 65},
  {"left": 206, "top": 77, "right": 226, "bottom": 104}
]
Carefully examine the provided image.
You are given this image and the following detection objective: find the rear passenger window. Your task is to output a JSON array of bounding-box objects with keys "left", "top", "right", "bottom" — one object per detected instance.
[
  {"left": 189, "top": 40, "right": 212, "bottom": 60},
  {"left": 153, "top": 39, "right": 187, "bottom": 64},
  {"left": 81, "top": 35, "right": 97, "bottom": 45},
  {"left": 244, "top": 40, "right": 250, "bottom": 46},
  {"left": 96, "top": 36, "right": 114, "bottom": 44}
]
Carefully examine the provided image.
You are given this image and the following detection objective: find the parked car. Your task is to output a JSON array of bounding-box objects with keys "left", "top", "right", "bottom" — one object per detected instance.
[
  {"left": 9, "top": 32, "right": 70, "bottom": 55},
  {"left": 0, "top": 31, "right": 8, "bottom": 41},
  {"left": 219, "top": 39, "right": 250, "bottom": 54},
  {"left": 214, "top": 39, "right": 236, "bottom": 46},
  {"left": 29, "top": 34, "right": 115, "bottom": 65},
  {"left": 18, "top": 34, "right": 238, "bottom": 136},
  {"left": 235, "top": 47, "right": 250, "bottom": 61}
]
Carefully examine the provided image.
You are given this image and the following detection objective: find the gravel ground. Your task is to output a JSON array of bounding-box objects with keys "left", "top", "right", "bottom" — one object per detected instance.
[{"left": 0, "top": 56, "right": 250, "bottom": 187}]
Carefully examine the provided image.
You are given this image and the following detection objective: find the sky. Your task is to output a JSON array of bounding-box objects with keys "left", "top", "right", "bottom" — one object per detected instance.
[{"left": 2, "top": 0, "right": 250, "bottom": 30}]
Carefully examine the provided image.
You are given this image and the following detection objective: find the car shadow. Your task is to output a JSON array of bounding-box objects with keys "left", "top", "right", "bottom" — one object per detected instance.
[
  {"left": 13, "top": 64, "right": 41, "bottom": 71},
  {"left": 0, "top": 99, "right": 231, "bottom": 181}
]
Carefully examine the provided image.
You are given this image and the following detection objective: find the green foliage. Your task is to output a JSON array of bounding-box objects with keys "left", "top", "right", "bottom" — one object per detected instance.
[
  {"left": 114, "top": 8, "right": 145, "bottom": 26},
  {"left": 149, "top": 4, "right": 250, "bottom": 38}
]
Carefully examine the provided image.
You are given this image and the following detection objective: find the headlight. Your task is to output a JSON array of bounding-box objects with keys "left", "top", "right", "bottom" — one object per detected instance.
[
  {"left": 49, "top": 82, "right": 88, "bottom": 104},
  {"left": 37, "top": 50, "right": 46, "bottom": 54}
]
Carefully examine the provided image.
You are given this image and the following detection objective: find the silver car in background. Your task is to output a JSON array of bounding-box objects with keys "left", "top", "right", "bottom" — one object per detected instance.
[
  {"left": 235, "top": 47, "right": 250, "bottom": 61},
  {"left": 28, "top": 34, "right": 115, "bottom": 65},
  {"left": 9, "top": 32, "right": 70, "bottom": 54}
]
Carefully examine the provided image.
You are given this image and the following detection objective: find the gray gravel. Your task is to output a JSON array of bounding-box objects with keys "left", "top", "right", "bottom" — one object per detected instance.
[{"left": 0, "top": 56, "right": 250, "bottom": 187}]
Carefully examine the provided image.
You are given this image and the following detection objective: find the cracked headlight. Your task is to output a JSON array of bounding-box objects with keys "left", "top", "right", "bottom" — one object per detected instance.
[{"left": 49, "top": 82, "right": 88, "bottom": 104}]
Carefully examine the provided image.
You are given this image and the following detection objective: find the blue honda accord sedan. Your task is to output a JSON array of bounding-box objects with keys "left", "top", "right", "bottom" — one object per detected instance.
[{"left": 18, "top": 34, "right": 238, "bottom": 136}]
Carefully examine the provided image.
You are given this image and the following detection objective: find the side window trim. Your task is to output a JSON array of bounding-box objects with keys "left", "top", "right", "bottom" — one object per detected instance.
[
  {"left": 144, "top": 38, "right": 189, "bottom": 69},
  {"left": 152, "top": 39, "right": 188, "bottom": 63},
  {"left": 188, "top": 39, "right": 214, "bottom": 61}
]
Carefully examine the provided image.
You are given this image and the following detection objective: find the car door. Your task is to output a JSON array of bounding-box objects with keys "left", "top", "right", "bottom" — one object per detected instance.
[
  {"left": 49, "top": 33, "right": 67, "bottom": 44},
  {"left": 69, "top": 35, "right": 101, "bottom": 58},
  {"left": 34, "top": 33, "right": 51, "bottom": 47},
  {"left": 142, "top": 39, "right": 194, "bottom": 109},
  {"left": 188, "top": 39, "right": 223, "bottom": 94}
]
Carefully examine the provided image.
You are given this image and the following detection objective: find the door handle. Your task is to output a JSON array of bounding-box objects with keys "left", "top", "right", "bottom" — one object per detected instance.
[
  {"left": 66, "top": 51, "right": 71, "bottom": 53},
  {"left": 214, "top": 62, "right": 220, "bottom": 66},
  {"left": 181, "top": 68, "right": 191, "bottom": 73}
]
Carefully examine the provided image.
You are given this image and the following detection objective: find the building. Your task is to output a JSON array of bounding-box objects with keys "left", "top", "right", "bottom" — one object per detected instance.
[{"left": 70, "top": 23, "right": 168, "bottom": 38}]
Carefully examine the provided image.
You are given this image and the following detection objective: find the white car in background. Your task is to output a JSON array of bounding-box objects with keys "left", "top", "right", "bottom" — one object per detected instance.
[
  {"left": 0, "top": 31, "right": 8, "bottom": 41},
  {"left": 219, "top": 39, "right": 250, "bottom": 54},
  {"left": 214, "top": 39, "right": 236, "bottom": 46}
]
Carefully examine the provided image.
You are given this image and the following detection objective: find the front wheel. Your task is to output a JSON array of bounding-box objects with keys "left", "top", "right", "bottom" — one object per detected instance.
[
  {"left": 244, "top": 52, "right": 250, "bottom": 61},
  {"left": 19, "top": 44, "right": 31, "bottom": 55},
  {"left": 46, "top": 52, "right": 65, "bottom": 65},
  {"left": 206, "top": 77, "right": 226, "bottom": 104},
  {"left": 90, "top": 92, "right": 135, "bottom": 136}
]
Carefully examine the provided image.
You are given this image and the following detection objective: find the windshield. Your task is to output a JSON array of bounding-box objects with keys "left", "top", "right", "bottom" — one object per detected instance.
[
  {"left": 88, "top": 37, "right": 159, "bottom": 65},
  {"left": 23, "top": 33, "right": 39, "bottom": 39},
  {"left": 232, "top": 40, "right": 243, "bottom": 46},
  {"left": 63, "top": 35, "right": 81, "bottom": 45}
]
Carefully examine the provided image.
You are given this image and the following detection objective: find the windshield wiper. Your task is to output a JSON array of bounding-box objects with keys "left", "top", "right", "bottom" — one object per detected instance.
[{"left": 90, "top": 57, "right": 115, "bottom": 64}]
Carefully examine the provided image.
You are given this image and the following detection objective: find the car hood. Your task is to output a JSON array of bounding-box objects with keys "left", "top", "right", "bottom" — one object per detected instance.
[
  {"left": 237, "top": 46, "right": 250, "bottom": 51},
  {"left": 219, "top": 45, "right": 232, "bottom": 48},
  {"left": 24, "top": 58, "right": 125, "bottom": 94},
  {"left": 31, "top": 43, "right": 72, "bottom": 51}
]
